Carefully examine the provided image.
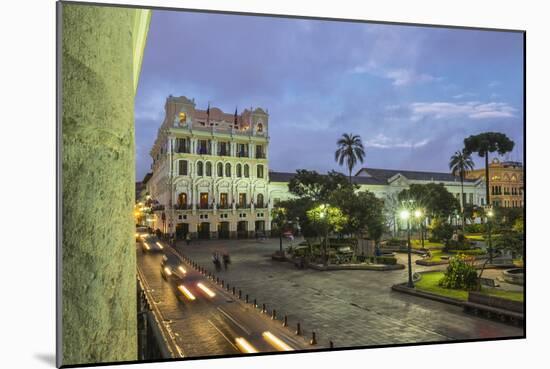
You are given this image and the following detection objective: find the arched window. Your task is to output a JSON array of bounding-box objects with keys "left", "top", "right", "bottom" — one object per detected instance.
[
  {"left": 197, "top": 161, "right": 203, "bottom": 176},
  {"left": 177, "top": 193, "right": 187, "bottom": 208},
  {"left": 257, "top": 123, "right": 263, "bottom": 133},
  {"left": 225, "top": 163, "right": 231, "bottom": 177},
  {"left": 257, "top": 164, "right": 264, "bottom": 178},
  {"left": 205, "top": 162, "right": 212, "bottom": 176},
  {"left": 256, "top": 193, "right": 264, "bottom": 208},
  {"left": 217, "top": 162, "right": 223, "bottom": 177},
  {"left": 236, "top": 164, "right": 242, "bottom": 177},
  {"left": 244, "top": 164, "right": 250, "bottom": 178}
]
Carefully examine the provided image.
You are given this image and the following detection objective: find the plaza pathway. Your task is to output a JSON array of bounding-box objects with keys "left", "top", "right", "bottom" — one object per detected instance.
[{"left": 175, "top": 238, "right": 523, "bottom": 349}]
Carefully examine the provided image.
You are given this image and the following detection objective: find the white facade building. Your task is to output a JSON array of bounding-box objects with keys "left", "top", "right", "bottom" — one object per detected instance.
[{"left": 148, "top": 96, "right": 271, "bottom": 239}]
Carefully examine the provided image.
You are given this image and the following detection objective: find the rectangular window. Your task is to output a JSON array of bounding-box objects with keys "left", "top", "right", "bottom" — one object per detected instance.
[
  {"left": 218, "top": 142, "right": 229, "bottom": 156},
  {"left": 237, "top": 143, "right": 248, "bottom": 157},
  {"left": 200, "top": 193, "right": 209, "bottom": 209},
  {"left": 178, "top": 160, "right": 188, "bottom": 175},
  {"left": 256, "top": 145, "right": 265, "bottom": 159},
  {"left": 469, "top": 193, "right": 473, "bottom": 204},
  {"left": 239, "top": 193, "right": 247, "bottom": 208},
  {"left": 220, "top": 193, "right": 228, "bottom": 208}
]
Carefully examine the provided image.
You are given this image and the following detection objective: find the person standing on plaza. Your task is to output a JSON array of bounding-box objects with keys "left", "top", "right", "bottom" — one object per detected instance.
[{"left": 185, "top": 232, "right": 191, "bottom": 246}]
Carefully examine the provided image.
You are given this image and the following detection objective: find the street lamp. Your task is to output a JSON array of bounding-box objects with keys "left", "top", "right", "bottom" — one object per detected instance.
[
  {"left": 400, "top": 209, "right": 414, "bottom": 288},
  {"left": 487, "top": 208, "right": 494, "bottom": 264}
]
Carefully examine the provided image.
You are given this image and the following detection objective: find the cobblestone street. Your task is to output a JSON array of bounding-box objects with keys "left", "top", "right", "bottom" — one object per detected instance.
[{"left": 175, "top": 238, "right": 523, "bottom": 348}]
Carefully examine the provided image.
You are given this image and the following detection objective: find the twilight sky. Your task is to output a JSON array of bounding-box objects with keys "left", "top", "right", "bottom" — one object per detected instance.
[{"left": 135, "top": 10, "right": 524, "bottom": 181}]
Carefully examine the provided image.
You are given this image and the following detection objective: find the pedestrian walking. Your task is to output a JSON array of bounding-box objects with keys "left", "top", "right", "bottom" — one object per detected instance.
[
  {"left": 213, "top": 252, "right": 221, "bottom": 272},
  {"left": 185, "top": 233, "right": 191, "bottom": 246},
  {"left": 222, "top": 252, "right": 231, "bottom": 271}
]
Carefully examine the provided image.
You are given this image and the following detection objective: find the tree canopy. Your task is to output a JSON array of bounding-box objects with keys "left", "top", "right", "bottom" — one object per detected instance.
[
  {"left": 398, "top": 183, "right": 460, "bottom": 220},
  {"left": 463, "top": 132, "right": 515, "bottom": 158},
  {"left": 334, "top": 133, "right": 365, "bottom": 183},
  {"left": 288, "top": 169, "right": 354, "bottom": 202}
]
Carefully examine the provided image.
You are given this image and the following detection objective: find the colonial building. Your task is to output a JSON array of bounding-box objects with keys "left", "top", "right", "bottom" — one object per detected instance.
[
  {"left": 269, "top": 168, "right": 486, "bottom": 210},
  {"left": 466, "top": 158, "right": 524, "bottom": 208},
  {"left": 147, "top": 96, "right": 270, "bottom": 239}
]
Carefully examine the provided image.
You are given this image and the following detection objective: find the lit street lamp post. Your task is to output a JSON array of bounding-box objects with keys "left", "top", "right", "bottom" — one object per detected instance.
[{"left": 400, "top": 209, "right": 414, "bottom": 288}]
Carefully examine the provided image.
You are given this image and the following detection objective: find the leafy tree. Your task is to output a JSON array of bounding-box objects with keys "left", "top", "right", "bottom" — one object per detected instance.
[
  {"left": 334, "top": 133, "right": 366, "bottom": 183},
  {"left": 271, "top": 206, "right": 289, "bottom": 254},
  {"left": 398, "top": 183, "right": 460, "bottom": 220},
  {"left": 330, "top": 188, "right": 386, "bottom": 247},
  {"left": 463, "top": 132, "right": 515, "bottom": 205},
  {"left": 288, "top": 169, "right": 352, "bottom": 202},
  {"left": 449, "top": 150, "right": 475, "bottom": 231},
  {"left": 494, "top": 230, "right": 524, "bottom": 259},
  {"left": 306, "top": 204, "right": 347, "bottom": 265},
  {"left": 512, "top": 216, "right": 524, "bottom": 234}
]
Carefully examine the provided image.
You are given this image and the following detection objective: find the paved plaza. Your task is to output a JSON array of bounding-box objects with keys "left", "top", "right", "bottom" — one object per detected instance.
[{"left": 175, "top": 237, "right": 523, "bottom": 348}]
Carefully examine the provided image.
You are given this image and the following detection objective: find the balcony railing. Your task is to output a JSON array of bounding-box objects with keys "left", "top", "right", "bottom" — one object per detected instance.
[
  {"left": 217, "top": 149, "right": 230, "bottom": 156},
  {"left": 217, "top": 203, "right": 231, "bottom": 209},
  {"left": 197, "top": 203, "right": 214, "bottom": 210},
  {"left": 255, "top": 203, "right": 266, "bottom": 209},
  {"left": 237, "top": 151, "right": 249, "bottom": 158},
  {"left": 174, "top": 204, "right": 190, "bottom": 210},
  {"left": 236, "top": 203, "right": 251, "bottom": 209},
  {"left": 255, "top": 152, "right": 266, "bottom": 159}
]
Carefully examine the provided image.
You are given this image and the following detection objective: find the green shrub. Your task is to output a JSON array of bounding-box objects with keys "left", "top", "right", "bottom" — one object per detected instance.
[
  {"left": 430, "top": 221, "right": 454, "bottom": 242},
  {"left": 439, "top": 254, "right": 478, "bottom": 290},
  {"left": 465, "top": 223, "right": 486, "bottom": 234}
]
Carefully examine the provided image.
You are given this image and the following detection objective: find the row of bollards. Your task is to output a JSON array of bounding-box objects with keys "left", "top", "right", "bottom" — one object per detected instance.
[{"left": 182, "top": 255, "right": 331, "bottom": 348}]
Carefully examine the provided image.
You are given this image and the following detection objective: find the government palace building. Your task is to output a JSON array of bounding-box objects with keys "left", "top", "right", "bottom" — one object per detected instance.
[{"left": 145, "top": 95, "right": 501, "bottom": 240}]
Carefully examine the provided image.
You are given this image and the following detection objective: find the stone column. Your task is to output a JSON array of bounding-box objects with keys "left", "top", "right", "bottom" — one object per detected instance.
[{"left": 60, "top": 3, "right": 150, "bottom": 366}]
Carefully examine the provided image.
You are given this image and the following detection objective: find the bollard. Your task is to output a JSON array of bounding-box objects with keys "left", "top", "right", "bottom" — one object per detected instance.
[
  {"left": 271, "top": 309, "right": 277, "bottom": 320},
  {"left": 232, "top": 287, "right": 236, "bottom": 295},
  {"left": 262, "top": 303, "right": 266, "bottom": 313},
  {"left": 253, "top": 298, "right": 257, "bottom": 307},
  {"left": 296, "top": 323, "right": 302, "bottom": 336},
  {"left": 329, "top": 340, "right": 334, "bottom": 348},
  {"left": 227, "top": 284, "right": 230, "bottom": 291},
  {"left": 283, "top": 315, "right": 288, "bottom": 327},
  {"left": 238, "top": 290, "right": 242, "bottom": 299},
  {"left": 310, "top": 332, "right": 317, "bottom": 345},
  {"left": 221, "top": 280, "right": 224, "bottom": 288},
  {"left": 245, "top": 294, "right": 249, "bottom": 303},
  {"left": 216, "top": 277, "right": 219, "bottom": 284}
]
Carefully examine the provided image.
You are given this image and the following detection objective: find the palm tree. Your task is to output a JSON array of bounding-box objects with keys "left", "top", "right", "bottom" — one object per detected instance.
[
  {"left": 449, "top": 150, "right": 475, "bottom": 231},
  {"left": 335, "top": 133, "right": 365, "bottom": 184}
]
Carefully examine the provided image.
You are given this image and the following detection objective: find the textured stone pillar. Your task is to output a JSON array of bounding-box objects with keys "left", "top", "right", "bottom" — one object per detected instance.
[{"left": 60, "top": 3, "right": 150, "bottom": 366}]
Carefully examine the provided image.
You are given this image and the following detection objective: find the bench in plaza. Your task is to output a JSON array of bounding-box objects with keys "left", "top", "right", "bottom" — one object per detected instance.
[{"left": 463, "top": 291, "right": 523, "bottom": 326}]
